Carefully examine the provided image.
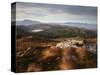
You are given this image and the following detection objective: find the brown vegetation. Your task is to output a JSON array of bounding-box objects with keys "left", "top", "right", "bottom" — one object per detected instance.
[{"left": 16, "top": 37, "right": 97, "bottom": 72}]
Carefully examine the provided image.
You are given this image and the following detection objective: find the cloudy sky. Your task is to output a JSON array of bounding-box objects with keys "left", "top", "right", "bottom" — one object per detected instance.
[{"left": 16, "top": 2, "right": 97, "bottom": 24}]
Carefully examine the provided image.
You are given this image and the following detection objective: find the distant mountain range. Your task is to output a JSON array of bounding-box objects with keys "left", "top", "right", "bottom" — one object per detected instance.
[
  {"left": 62, "top": 22, "right": 97, "bottom": 30},
  {"left": 13, "top": 20, "right": 97, "bottom": 39},
  {"left": 15, "top": 19, "right": 97, "bottom": 30},
  {"left": 16, "top": 20, "right": 41, "bottom": 25}
]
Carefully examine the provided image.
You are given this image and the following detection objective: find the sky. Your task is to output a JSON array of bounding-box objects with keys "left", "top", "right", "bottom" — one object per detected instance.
[{"left": 15, "top": 2, "right": 97, "bottom": 24}]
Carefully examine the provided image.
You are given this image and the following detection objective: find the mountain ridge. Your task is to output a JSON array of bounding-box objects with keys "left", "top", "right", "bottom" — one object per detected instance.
[{"left": 15, "top": 19, "right": 97, "bottom": 30}]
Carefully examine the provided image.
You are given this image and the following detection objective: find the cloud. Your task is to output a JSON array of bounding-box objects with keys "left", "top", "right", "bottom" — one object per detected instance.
[{"left": 16, "top": 2, "right": 97, "bottom": 24}]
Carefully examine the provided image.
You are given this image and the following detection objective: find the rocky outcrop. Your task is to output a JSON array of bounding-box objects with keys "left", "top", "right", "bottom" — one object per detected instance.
[{"left": 56, "top": 39, "right": 83, "bottom": 48}]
